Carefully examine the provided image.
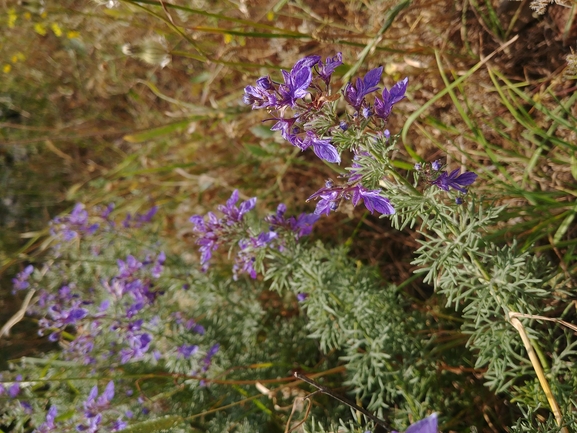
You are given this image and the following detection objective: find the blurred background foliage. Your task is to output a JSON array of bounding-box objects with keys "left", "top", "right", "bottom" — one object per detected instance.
[{"left": 1, "top": 0, "right": 576, "bottom": 431}]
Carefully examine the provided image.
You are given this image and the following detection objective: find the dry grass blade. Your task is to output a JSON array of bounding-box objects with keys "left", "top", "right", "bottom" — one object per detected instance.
[{"left": 508, "top": 311, "right": 569, "bottom": 433}]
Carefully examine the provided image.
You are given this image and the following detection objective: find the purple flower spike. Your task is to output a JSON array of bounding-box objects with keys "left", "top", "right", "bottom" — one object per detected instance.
[
  {"left": 317, "top": 52, "right": 343, "bottom": 85},
  {"left": 393, "top": 413, "right": 438, "bottom": 433},
  {"left": 432, "top": 169, "right": 478, "bottom": 193},
  {"left": 343, "top": 66, "right": 383, "bottom": 109},
  {"left": 374, "top": 77, "right": 408, "bottom": 120}
]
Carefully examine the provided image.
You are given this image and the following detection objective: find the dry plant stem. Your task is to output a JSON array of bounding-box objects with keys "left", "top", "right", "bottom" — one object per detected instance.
[
  {"left": 284, "top": 394, "right": 316, "bottom": 433},
  {"left": 293, "top": 372, "right": 390, "bottom": 430},
  {"left": 0, "top": 289, "right": 35, "bottom": 338},
  {"left": 509, "top": 312, "right": 577, "bottom": 333},
  {"left": 508, "top": 312, "right": 569, "bottom": 433}
]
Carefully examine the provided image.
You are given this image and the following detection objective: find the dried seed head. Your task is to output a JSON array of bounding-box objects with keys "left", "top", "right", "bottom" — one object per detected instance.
[{"left": 565, "top": 49, "right": 577, "bottom": 78}]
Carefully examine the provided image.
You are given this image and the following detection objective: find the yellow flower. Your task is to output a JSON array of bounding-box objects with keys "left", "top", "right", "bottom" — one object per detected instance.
[
  {"left": 8, "top": 9, "right": 17, "bottom": 28},
  {"left": 51, "top": 23, "right": 63, "bottom": 37},
  {"left": 224, "top": 33, "right": 233, "bottom": 44},
  {"left": 34, "top": 23, "right": 47, "bottom": 36},
  {"left": 11, "top": 53, "right": 25, "bottom": 63},
  {"left": 3, "top": 64, "right": 12, "bottom": 74},
  {"left": 67, "top": 31, "right": 80, "bottom": 39}
]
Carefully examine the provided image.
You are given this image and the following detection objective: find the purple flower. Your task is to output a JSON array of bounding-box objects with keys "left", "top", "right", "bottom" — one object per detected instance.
[
  {"left": 343, "top": 66, "right": 383, "bottom": 109},
  {"left": 21, "top": 401, "right": 33, "bottom": 414},
  {"left": 66, "top": 335, "right": 96, "bottom": 364},
  {"left": 296, "top": 293, "right": 308, "bottom": 302},
  {"left": 119, "top": 332, "right": 152, "bottom": 363},
  {"left": 243, "top": 76, "right": 278, "bottom": 109},
  {"left": 231, "top": 231, "right": 277, "bottom": 279},
  {"left": 278, "top": 55, "right": 320, "bottom": 108},
  {"left": 177, "top": 344, "right": 199, "bottom": 358},
  {"left": 309, "top": 182, "right": 395, "bottom": 216},
  {"left": 392, "top": 413, "right": 438, "bottom": 433},
  {"left": 8, "top": 375, "right": 22, "bottom": 398},
  {"left": 431, "top": 160, "right": 442, "bottom": 171},
  {"left": 271, "top": 117, "right": 298, "bottom": 143},
  {"left": 374, "top": 77, "right": 408, "bottom": 120},
  {"left": 313, "top": 189, "right": 340, "bottom": 215},
  {"left": 34, "top": 405, "right": 58, "bottom": 433},
  {"left": 138, "top": 206, "right": 157, "bottom": 223},
  {"left": 217, "top": 190, "right": 257, "bottom": 224},
  {"left": 112, "top": 418, "right": 128, "bottom": 431},
  {"left": 51, "top": 203, "right": 99, "bottom": 241},
  {"left": 117, "top": 255, "right": 143, "bottom": 279},
  {"left": 101, "top": 203, "right": 115, "bottom": 219},
  {"left": 151, "top": 251, "right": 166, "bottom": 278},
  {"left": 12, "top": 264, "right": 33, "bottom": 293},
  {"left": 361, "top": 106, "right": 372, "bottom": 119},
  {"left": 317, "top": 52, "right": 342, "bottom": 85},
  {"left": 83, "top": 381, "right": 115, "bottom": 418},
  {"left": 432, "top": 169, "right": 478, "bottom": 193},
  {"left": 232, "top": 243, "right": 258, "bottom": 280},
  {"left": 292, "top": 55, "right": 322, "bottom": 71},
  {"left": 301, "top": 131, "right": 340, "bottom": 164},
  {"left": 351, "top": 187, "right": 396, "bottom": 215},
  {"left": 190, "top": 191, "right": 257, "bottom": 272},
  {"left": 41, "top": 304, "right": 89, "bottom": 337},
  {"left": 291, "top": 213, "right": 320, "bottom": 238},
  {"left": 265, "top": 204, "right": 319, "bottom": 239},
  {"left": 77, "top": 413, "right": 102, "bottom": 433},
  {"left": 202, "top": 343, "right": 220, "bottom": 371}
]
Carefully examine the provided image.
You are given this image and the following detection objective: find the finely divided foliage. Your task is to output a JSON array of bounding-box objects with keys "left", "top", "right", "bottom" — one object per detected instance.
[{"left": 3, "top": 49, "right": 576, "bottom": 433}]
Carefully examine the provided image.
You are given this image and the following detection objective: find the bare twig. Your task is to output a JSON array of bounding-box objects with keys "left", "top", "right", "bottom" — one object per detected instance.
[
  {"left": 293, "top": 372, "right": 390, "bottom": 430},
  {"left": 0, "top": 289, "right": 35, "bottom": 338}
]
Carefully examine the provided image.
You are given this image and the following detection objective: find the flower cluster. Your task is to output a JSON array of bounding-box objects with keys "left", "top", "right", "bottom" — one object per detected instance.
[
  {"left": 190, "top": 190, "right": 319, "bottom": 279},
  {"left": 50, "top": 203, "right": 99, "bottom": 241},
  {"left": 31, "top": 381, "right": 132, "bottom": 433},
  {"left": 4, "top": 203, "right": 223, "bottom": 431},
  {"left": 244, "top": 53, "right": 409, "bottom": 217},
  {"left": 12, "top": 264, "right": 34, "bottom": 293}
]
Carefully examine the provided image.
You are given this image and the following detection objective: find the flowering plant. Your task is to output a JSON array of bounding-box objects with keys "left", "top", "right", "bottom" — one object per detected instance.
[
  {"left": 244, "top": 53, "right": 476, "bottom": 219},
  {"left": 3, "top": 50, "right": 574, "bottom": 433}
]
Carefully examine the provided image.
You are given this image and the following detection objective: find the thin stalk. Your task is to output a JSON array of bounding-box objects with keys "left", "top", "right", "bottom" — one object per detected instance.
[{"left": 508, "top": 312, "right": 568, "bottom": 433}]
